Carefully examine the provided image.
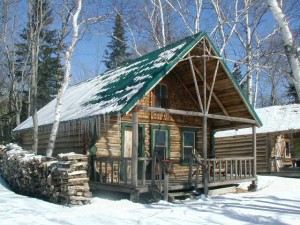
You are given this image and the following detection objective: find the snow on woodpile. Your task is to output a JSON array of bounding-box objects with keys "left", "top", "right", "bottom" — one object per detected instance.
[
  {"left": 216, "top": 104, "right": 300, "bottom": 138},
  {"left": 13, "top": 33, "right": 201, "bottom": 132},
  {"left": 0, "top": 144, "right": 91, "bottom": 206}
]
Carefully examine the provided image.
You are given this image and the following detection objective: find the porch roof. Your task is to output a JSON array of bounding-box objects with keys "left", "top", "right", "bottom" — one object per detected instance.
[{"left": 14, "top": 31, "right": 261, "bottom": 132}]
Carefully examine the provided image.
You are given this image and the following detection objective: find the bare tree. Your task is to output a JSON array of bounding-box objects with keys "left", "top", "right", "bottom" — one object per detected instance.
[
  {"left": 28, "top": 0, "right": 51, "bottom": 153},
  {"left": 266, "top": 0, "right": 300, "bottom": 101}
]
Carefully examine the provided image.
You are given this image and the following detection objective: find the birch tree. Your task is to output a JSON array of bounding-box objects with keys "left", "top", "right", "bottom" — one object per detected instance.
[
  {"left": 266, "top": 0, "right": 300, "bottom": 101},
  {"left": 46, "top": 0, "right": 82, "bottom": 157},
  {"left": 46, "top": 0, "right": 106, "bottom": 156}
]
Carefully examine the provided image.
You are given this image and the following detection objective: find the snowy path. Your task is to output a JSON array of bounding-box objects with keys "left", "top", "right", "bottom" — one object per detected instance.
[{"left": 0, "top": 175, "right": 299, "bottom": 225}]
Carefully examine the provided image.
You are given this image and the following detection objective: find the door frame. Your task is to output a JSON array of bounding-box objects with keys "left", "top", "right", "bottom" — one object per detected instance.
[{"left": 150, "top": 125, "right": 170, "bottom": 159}]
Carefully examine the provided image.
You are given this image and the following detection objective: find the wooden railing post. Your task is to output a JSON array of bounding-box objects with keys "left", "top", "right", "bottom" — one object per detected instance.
[
  {"left": 188, "top": 155, "right": 193, "bottom": 186},
  {"left": 164, "top": 172, "right": 169, "bottom": 201},
  {"left": 142, "top": 158, "right": 146, "bottom": 186},
  {"left": 151, "top": 154, "right": 156, "bottom": 186}
]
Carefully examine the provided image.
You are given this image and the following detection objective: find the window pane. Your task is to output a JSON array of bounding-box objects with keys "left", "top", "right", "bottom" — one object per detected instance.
[
  {"left": 184, "top": 131, "right": 195, "bottom": 147},
  {"left": 155, "top": 130, "right": 167, "bottom": 146},
  {"left": 154, "top": 147, "right": 166, "bottom": 160},
  {"left": 183, "top": 147, "right": 193, "bottom": 162}
]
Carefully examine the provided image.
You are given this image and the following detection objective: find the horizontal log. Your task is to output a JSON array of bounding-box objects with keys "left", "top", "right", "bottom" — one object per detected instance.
[{"left": 138, "top": 105, "right": 258, "bottom": 125}]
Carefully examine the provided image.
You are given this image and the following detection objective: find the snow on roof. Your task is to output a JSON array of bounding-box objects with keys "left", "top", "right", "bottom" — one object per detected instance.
[
  {"left": 14, "top": 33, "right": 206, "bottom": 131},
  {"left": 215, "top": 104, "right": 300, "bottom": 138}
]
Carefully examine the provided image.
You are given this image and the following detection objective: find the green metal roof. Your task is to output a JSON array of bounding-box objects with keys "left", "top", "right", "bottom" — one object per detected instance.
[{"left": 14, "top": 31, "right": 261, "bottom": 131}]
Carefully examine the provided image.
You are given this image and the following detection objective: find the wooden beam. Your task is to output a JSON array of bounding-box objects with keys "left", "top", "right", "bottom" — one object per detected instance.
[
  {"left": 137, "top": 105, "right": 258, "bottom": 125},
  {"left": 174, "top": 73, "right": 200, "bottom": 111},
  {"left": 203, "top": 39, "right": 207, "bottom": 113},
  {"left": 131, "top": 110, "right": 138, "bottom": 187},
  {"left": 207, "top": 60, "right": 220, "bottom": 113},
  {"left": 192, "top": 62, "right": 229, "bottom": 116},
  {"left": 188, "top": 53, "right": 204, "bottom": 112}
]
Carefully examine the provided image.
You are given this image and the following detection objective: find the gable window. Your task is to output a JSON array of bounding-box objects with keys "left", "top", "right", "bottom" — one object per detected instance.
[
  {"left": 181, "top": 128, "right": 197, "bottom": 165},
  {"left": 154, "top": 83, "right": 168, "bottom": 108}
]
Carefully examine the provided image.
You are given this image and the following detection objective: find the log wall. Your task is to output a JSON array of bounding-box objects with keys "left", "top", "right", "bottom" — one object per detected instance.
[{"left": 215, "top": 134, "right": 268, "bottom": 172}]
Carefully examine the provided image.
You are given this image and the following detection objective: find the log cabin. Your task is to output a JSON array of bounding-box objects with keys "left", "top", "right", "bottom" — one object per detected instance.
[
  {"left": 13, "top": 32, "right": 262, "bottom": 201},
  {"left": 215, "top": 104, "right": 300, "bottom": 175}
]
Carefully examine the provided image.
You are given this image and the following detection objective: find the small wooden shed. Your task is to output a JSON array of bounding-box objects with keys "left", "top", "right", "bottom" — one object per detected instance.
[
  {"left": 215, "top": 104, "right": 300, "bottom": 173},
  {"left": 13, "top": 32, "right": 262, "bottom": 200}
]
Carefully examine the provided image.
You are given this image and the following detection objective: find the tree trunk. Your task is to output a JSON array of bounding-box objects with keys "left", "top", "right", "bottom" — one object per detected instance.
[
  {"left": 46, "top": 0, "right": 82, "bottom": 157},
  {"left": 266, "top": 0, "right": 300, "bottom": 100},
  {"left": 245, "top": 0, "right": 253, "bottom": 105}
]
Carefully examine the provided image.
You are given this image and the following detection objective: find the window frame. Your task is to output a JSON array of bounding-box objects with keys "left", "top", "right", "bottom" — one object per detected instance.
[{"left": 181, "top": 127, "right": 197, "bottom": 165}]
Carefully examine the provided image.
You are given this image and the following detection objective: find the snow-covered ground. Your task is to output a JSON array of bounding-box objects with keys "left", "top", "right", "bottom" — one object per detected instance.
[{"left": 0, "top": 175, "right": 299, "bottom": 225}]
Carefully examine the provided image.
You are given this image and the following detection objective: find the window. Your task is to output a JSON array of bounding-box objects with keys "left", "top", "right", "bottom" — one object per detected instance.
[
  {"left": 154, "top": 83, "right": 167, "bottom": 108},
  {"left": 153, "top": 129, "right": 168, "bottom": 159},
  {"left": 151, "top": 125, "right": 170, "bottom": 160},
  {"left": 181, "top": 128, "right": 197, "bottom": 164}
]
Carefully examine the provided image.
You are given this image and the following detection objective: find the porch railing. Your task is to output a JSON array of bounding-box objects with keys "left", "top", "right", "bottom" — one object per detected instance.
[
  {"left": 188, "top": 155, "right": 255, "bottom": 186},
  {"left": 91, "top": 156, "right": 151, "bottom": 186},
  {"left": 92, "top": 155, "right": 255, "bottom": 191}
]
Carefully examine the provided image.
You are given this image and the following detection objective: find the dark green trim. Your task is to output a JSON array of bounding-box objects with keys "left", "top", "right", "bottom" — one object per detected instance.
[
  {"left": 180, "top": 127, "right": 198, "bottom": 166},
  {"left": 121, "top": 122, "right": 145, "bottom": 158},
  {"left": 150, "top": 125, "right": 171, "bottom": 159}
]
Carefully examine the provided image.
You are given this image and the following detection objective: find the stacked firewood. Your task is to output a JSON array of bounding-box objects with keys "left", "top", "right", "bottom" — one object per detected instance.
[
  {"left": 51, "top": 153, "right": 92, "bottom": 205},
  {"left": 0, "top": 144, "right": 92, "bottom": 206}
]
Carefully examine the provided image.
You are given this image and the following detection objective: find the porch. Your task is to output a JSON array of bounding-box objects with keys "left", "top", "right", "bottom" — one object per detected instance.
[{"left": 90, "top": 154, "right": 256, "bottom": 201}]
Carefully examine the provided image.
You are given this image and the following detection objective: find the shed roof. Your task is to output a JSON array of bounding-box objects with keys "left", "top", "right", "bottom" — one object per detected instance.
[
  {"left": 14, "top": 32, "right": 261, "bottom": 132},
  {"left": 215, "top": 104, "right": 300, "bottom": 138}
]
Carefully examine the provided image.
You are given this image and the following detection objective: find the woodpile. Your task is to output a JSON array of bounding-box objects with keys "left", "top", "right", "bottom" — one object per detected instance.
[
  {"left": 0, "top": 144, "right": 92, "bottom": 206},
  {"left": 51, "top": 153, "right": 92, "bottom": 205}
]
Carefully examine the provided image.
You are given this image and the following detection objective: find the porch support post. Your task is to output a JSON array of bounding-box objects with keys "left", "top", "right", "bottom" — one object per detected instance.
[
  {"left": 249, "top": 125, "right": 257, "bottom": 191},
  {"left": 131, "top": 110, "right": 138, "bottom": 188},
  {"left": 203, "top": 115, "right": 209, "bottom": 196},
  {"left": 252, "top": 125, "right": 257, "bottom": 178},
  {"left": 202, "top": 40, "right": 209, "bottom": 196}
]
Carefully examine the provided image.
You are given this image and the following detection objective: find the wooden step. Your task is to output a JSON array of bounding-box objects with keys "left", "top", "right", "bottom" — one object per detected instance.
[{"left": 167, "top": 191, "right": 198, "bottom": 201}]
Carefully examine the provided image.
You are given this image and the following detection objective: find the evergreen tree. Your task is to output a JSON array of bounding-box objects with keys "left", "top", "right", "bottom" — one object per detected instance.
[
  {"left": 104, "top": 13, "right": 130, "bottom": 70},
  {"left": 286, "top": 81, "right": 299, "bottom": 103},
  {"left": 16, "top": 0, "right": 62, "bottom": 111},
  {"left": 233, "top": 63, "right": 247, "bottom": 92}
]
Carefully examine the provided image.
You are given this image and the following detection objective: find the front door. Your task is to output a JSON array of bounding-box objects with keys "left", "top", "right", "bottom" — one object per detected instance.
[
  {"left": 124, "top": 127, "right": 133, "bottom": 179},
  {"left": 122, "top": 124, "right": 145, "bottom": 180}
]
